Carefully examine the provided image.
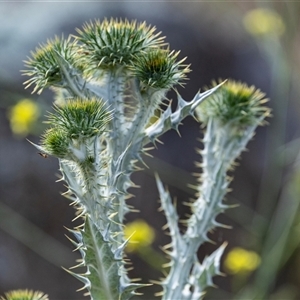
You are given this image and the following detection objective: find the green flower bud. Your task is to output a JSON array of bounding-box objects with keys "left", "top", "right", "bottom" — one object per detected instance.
[
  {"left": 0, "top": 289, "right": 49, "bottom": 300},
  {"left": 196, "top": 79, "right": 271, "bottom": 127},
  {"left": 22, "top": 36, "right": 77, "bottom": 94},
  {"left": 41, "top": 128, "right": 69, "bottom": 158},
  {"left": 47, "top": 98, "right": 112, "bottom": 139},
  {"left": 131, "top": 49, "right": 190, "bottom": 90},
  {"left": 75, "top": 18, "right": 165, "bottom": 71}
]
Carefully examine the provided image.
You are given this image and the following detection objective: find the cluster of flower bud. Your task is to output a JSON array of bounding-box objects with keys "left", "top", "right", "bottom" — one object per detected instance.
[
  {"left": 41, "top": 98, "right": 111, "bottom": 159},
  {"left": 23, "top": 19, "right": 190, "bottom": 94}
]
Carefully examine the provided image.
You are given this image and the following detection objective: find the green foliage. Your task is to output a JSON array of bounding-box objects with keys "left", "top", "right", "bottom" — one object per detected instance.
[{"left": 65, "top": 217, "right": 146, "bottom": 300}]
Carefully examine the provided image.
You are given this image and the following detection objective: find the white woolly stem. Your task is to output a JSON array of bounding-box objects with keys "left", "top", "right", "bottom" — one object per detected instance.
[{"left": 159, "top": 117, "right": 260, "bottom": 300}]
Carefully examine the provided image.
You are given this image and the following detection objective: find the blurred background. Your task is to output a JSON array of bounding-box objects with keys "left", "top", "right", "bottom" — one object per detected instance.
[{"left": 1, "top": 1, "right": 300, "bottom": 299}]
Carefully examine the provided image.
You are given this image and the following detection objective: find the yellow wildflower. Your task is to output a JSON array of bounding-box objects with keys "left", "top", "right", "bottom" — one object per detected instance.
[
  {"left": 124, "top": 219, "right": 155, "bottom": 253},
  {"left": 8, "top": 99, "right": 40, "bottom": 137},
  {"left": 243, "top": 8, "right": 285, "bottom": 37},
  {"left": 224, "top": 247, "right": 261, "bottom": 275}
]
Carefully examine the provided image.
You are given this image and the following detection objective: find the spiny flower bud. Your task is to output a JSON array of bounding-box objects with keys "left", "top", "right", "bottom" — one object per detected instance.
[
  {"left": 0, "top": 289, "right": 49, "bottom": 300},
  {"left": 41, "top": 98, "right": 111, "bottom": 158},
  {"left": 74, "top": 18, "right": 165, "bottom": 71},
  {"left": 22, "top": 36, "right": 78, "bottom": 94},
  {"left": 46, "top": 98, "right": 112, "bottom": 139},
  {"left": 196, "top": 79, "right": 271, "bottom": 127},
  {"left": 41, "top": 128, "right": 69, "bottom": 158},
  {"left": 131, "top": 49, "right": 190, "bottom": 90}
]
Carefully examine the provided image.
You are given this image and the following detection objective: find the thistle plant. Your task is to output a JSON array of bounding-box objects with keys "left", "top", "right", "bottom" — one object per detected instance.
[{"left": 17, "top": 18, "right": 270, "bottom": 300}]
